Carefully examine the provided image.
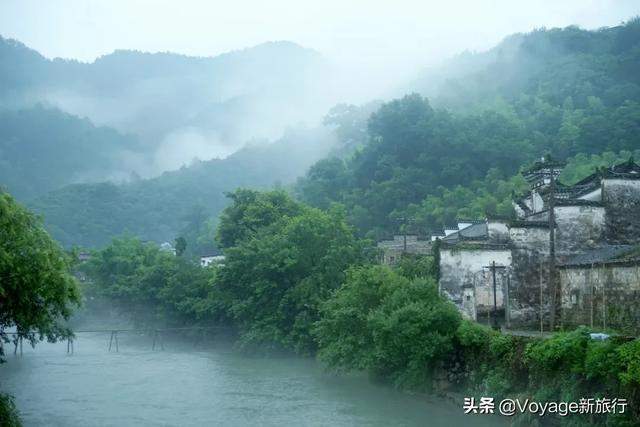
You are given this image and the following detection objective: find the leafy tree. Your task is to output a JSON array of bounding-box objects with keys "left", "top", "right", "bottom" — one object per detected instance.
[
  {"left": 216, "top": 189, "right": 302, "bottom": 249},
  {"left": 214, "top": 191, "right": 366, "bottom": 354},
  {"left": 0, "top": 394, "right": 21, "bottom": 427},
  {"left": 82, "top": 236, "right": 214, "bottom": 326},
  {"left": 174, "top": 236, "right": 187, "bottom": 257},
  {"left": 0, "top": 191, "right": 80, "bottom": 357},
  {"left": 315, "top": 265, "right": 461, "bottom": 389}
]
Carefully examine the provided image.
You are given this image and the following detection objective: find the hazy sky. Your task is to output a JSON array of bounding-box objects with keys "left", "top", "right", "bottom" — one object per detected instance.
[{"left": 2, "top": 0, "right": 638, "bottom": 73}]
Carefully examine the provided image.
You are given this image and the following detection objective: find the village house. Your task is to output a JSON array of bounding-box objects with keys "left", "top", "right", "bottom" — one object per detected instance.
[
  {"left": 435, "top": 157, "right": 640, "bottom": 331},
  {"left": 200, "top": 254, "right": 226, "bottom": 268},
  {"left": 377, "top": 234, "right": 431, "bottom": 265}
]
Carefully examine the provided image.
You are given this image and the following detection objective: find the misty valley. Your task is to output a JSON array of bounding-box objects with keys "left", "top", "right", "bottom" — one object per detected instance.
[{"left": 2, "top": 5, "right": 640, "bottom": 427}]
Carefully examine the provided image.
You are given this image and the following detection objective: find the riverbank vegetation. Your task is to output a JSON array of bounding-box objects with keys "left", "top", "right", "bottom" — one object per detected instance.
[
  {"left": 0, "top": 393, "right": 21, "bottom": 427},
  {"left": 0, "top": 191, "right": 80, "bottom": 353},
  {"left": 79, "top": 189, "right": 640, "bottom": 425},
  {"left": 0, "top": 191, "right": 80, "bottom": 426}
]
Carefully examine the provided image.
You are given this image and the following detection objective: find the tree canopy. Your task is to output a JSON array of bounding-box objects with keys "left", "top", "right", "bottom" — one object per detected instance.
[
  {"left": 0, "top": 191, "right": 80, "bottom": 357},
  {"left": 214, "top": 190, "right": 367, "bottom": 354}
]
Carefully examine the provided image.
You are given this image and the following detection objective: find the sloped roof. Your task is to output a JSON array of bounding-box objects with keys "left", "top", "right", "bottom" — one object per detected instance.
[
  {"left": 442, "top": 222, "right": 488, "bottom": 244},
  {"left": 558, "top": 245, "right": 636, "bottom": 267},
  {"left": 456, "top": 218, "right": 485, "bottom": 224},
  {"left": 602, "top": 158, "right": 640, "bottom": 179}
]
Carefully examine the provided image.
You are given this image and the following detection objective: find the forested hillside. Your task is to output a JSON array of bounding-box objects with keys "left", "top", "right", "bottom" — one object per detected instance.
[
  {"left": 6, "top": 19, "right": 640, "bottom": 248},
  {"left": 32, "top": 126, "right": 335, "bottom": 248},
  {"left": 0, "top": 105, "right": 143, "bottom": 199},
  {"left": 0, "top": 36, "right": 332, "bottom": 178},
  {"left": 297, "top": 18, "right": 640, "bottom": 239},
  {"left": 0, "top": 36, "right": 339, "bottom": 248}
]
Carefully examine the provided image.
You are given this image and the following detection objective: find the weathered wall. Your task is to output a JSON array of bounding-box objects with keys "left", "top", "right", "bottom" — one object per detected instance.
[
  {"left": 603, "top": 179, "right": 640, "bottom": 244},
  {"left": 509, "top": 226, "right": 549, "bottom": 254},
  {"left": 530, "top": 191, "right": 544, "bottom": 212},
  {"left": 487, "top": 220, "right": 509, "bottom": 243},
  {"left": 507, "top": 249, "right": 549, "bottom": 328},
  {"left": 526, "top": 210, "right": 549, "bottom": 222},
  {"left": 560, "top": 263, "right": 640, "bottom": 332},
  {"left": 554, "top": 205, "right": 606, "bottom": 253},
  {"left": 439, "top": 247, "right": 511, "bottom": 319}
]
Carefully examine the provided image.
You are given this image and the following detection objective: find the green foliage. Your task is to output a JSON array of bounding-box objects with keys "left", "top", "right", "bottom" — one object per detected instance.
[
  {"left": 368, "top": 278, "right": 461, "bottom": 389},
  {"left": 617, "top": 340, "right": 640, "bottom": 388},
  {"left": 315, "top": 265, "right": 461, "bottom": 390},
  {"left": 560, "top": 149, "right": 640, "bottom": 184},
  {"left": 174, "top": 236, "right": 187, "bottom": 256},
  {"left": 0, "top": 394, "right": 21, "bottom": 427},
  {"left": 298, "top": 20, "right": 640, "bottom": 236},
  {"left": 393, "top": 254, "right": 435, "bottom": 280},
  {"left": 0, "top": 191, "right": 80, "bottom": 356},
  {"left": 314, "top": 266, "right": 408, "bottom": 371},
  {"left": 525, "top": 327, "right": 591, "bottom": 377},
  {"left": 451, "top": 324, "right": 640, "bottom": 425},
  {"left": 215, "top": 190, "right": 366, "bottom": 354},
  {"left": 0, "top": 106, "right": 141, "bottom": 200},
  {"left": 82, "top": 236, "right": 215, "bottom": 326},
  {"left": 178, "top": 204, "right": 218, "bottom": 258},
  {"left": 31, "top": 126, "right": 332, "bottom": 248},
  {"left": 216, "top": 189, "right": 302, "bottom": 249},
  {"left": 453, "top": 321, "right": 525, "bottom": 398}
]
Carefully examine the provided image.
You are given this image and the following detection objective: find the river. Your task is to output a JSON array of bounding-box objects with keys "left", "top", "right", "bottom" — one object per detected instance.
[{"left": 1, "top": 332, "right": 503, "bottom": 426}]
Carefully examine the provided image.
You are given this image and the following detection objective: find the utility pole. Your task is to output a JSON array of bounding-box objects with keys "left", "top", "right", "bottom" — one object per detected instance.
[
  {"left": 484, "top": 261, "right": 506, "bottom": 330},
  {"left": 539, "top": 259, "right": 544, "bottom": 334},
  {"left": 505, "top": 272, "right": 511, "bottom": 329},
  {"left": 523, "top": 155, "right": 565, "bottom": 332},
  {"left": 548, "top": 163, "right": 558, "bottom": 331}
]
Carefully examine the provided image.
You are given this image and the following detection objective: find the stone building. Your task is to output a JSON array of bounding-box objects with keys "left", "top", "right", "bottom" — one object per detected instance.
[
  {"left": 438, "top": 157, "right": 640, "bottom": 331},
  {"left": 377, "top": 235, "right": 431, "bottom": 265},
  {"left": 558, "top": 247, "right": 640, "bottom": 331}
]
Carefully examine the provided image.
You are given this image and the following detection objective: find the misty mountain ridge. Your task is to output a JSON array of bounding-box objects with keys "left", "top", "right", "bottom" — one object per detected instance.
[
  {"left": 0, "top": 35, "right": 335, "bottom": 177},
  {"left": 31, "top": 125, "right": 336, "bottom": 248},
  {"left": 4, "top": 18, "right": 640, "bottom": 249},
  {"left": 411, "top": 19, "right": 640, "bottom": 109}
]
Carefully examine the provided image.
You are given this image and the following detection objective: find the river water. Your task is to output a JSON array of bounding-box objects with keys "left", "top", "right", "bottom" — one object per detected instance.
[{"left": 1, "top": 332, "right": 503, "bottom": 426}]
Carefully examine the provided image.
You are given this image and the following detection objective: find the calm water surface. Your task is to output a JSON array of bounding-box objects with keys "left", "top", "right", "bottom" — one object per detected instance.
[{"left": 1, "top": 332, "right": 503, "bottom": 426}]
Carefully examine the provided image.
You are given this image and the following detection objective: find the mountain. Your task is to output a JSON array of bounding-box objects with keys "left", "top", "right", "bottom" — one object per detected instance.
[
  {"left": 296, "top": 18, "right": 640, "bottom": 238},
  {"left": 30, "top": 126, "right": 335, "bottom": 248},
  {"left": 412, "top": 18, "right": 640, "bottom": 111},
  {"left": 0, "top": 105, "right": 144, "bottom": 200},
  {"left": 0, "top": 36, "right": 334, "bottom": 178},
  {"left": 9, "top": 19, "right": 640, "bottom": 247}
]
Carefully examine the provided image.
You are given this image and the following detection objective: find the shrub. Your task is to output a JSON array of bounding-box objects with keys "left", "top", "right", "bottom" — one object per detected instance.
[{"left": 0, "top": 394, "right": 21, "bottom": 427}]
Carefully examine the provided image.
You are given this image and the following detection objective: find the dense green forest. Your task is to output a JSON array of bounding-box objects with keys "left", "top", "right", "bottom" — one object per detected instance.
[
  {"left": 0, "top": 105, "right": 142, "bottom": 200},
  {"left": 0, "top": 35, "right": 337, "bottom": 246},
  {"left": 297, "top": 18, "right": 640, "bottom": 238},
  {"left": 30, "top": 126, "right": 334, "bottom": 248},
  {"left": 4, "top": 19, "right": 639, "bottom": 247}
]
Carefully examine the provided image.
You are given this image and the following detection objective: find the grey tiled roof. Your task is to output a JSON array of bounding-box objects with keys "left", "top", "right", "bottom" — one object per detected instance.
[
  {"left": 442, "top": 222, "right": 488, "bottom": 244},
  {"left": 558, "top": 245, "right": 636, "bottom": 267}
]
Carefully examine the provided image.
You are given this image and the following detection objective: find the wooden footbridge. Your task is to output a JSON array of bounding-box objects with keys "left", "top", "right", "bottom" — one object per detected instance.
[{"left": 5, "top": 326, "right": 226, "bottom": 356}]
